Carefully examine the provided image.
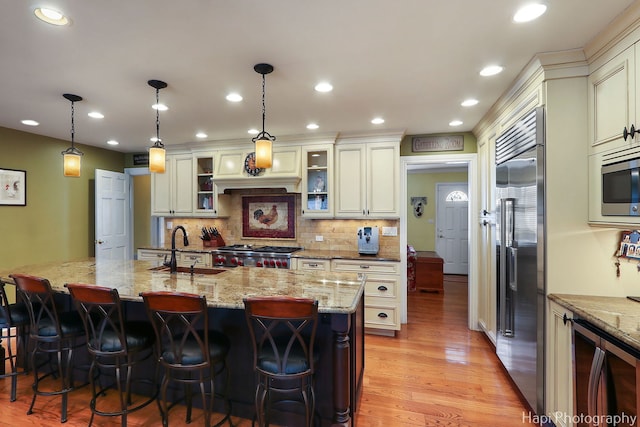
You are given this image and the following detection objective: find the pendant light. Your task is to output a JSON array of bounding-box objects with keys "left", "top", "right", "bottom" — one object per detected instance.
[
  {"left": 252, "top": 63, "right": 275, "bottom": 168},
  {"left": 148, "top": 79, "right": 168, "bottom": 173},
  {"left": 61, "top": 93, "right": 83, "bottom": 177}
]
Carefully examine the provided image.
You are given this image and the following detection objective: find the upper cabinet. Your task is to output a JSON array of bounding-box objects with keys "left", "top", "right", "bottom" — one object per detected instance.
[
  {"left": 301, "top": 144, "right": 333, "bottom": 218},
  {"left": 193, "top": 153, "right": 229, "bottom": 218},
  {"left": 335, "top": 138, "right": 400, "bottom": 218},
  {"left": 151, "top": 153, "right": 193, "bottom": 217},
  {"left": 588, "top": 44, "right": 636, "bottom": 155}
]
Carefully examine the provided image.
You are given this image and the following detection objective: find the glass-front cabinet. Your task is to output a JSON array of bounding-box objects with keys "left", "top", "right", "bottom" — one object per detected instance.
[
  {"left": 193, "top": 153, "right": 229, "bottom": 217},
  {"left": 301, "top": 145, "right": 333, "bottom": 218}
]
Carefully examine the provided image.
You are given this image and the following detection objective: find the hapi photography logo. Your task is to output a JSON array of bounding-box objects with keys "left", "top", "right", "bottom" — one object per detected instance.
[{"left": 523, "top": 411, "right": 637, "bottom": 426}]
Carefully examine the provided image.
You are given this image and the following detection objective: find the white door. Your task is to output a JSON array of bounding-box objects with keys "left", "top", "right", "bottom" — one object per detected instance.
[
  {"left": 95, "top": 169, "right": 130, "bottom": 261},
  {"left": 435, "top": 182, "right": 469, "bottom": 275}
]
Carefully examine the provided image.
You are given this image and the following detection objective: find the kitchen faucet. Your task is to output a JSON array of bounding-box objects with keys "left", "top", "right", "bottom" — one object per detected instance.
[{"left": 165, "top": 225, "right": 189, "bottom": 273}]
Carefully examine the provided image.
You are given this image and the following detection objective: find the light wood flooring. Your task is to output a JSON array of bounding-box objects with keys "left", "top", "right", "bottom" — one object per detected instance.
[{"left": 0, "top": 277, "right": 534, "bottom": 426}]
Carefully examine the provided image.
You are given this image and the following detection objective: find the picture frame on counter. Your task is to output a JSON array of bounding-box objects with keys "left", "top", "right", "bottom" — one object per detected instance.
[
  {"left": 242, "top": 194, "right": 295, "bottom": 239},
  {"left": 0, "top": 168, "right": 26, "bottom": 206}
]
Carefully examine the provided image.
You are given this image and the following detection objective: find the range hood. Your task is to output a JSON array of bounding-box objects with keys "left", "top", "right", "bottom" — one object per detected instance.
[
  {"left": 215, "top": 176, "right": 301, "bottom": 194},
  {"left": 213, "top": 147, "right": 302, "bottom": 193}
]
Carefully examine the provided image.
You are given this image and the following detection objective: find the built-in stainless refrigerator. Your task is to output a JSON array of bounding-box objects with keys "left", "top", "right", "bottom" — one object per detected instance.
[{"left": 495, "top": 106, "right": 545, "bottom": 415}]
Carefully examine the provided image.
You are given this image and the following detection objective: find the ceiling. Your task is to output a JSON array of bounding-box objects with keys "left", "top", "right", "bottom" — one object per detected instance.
[{"left": 1, "top": 1, "right": 636, "bottom": 154}]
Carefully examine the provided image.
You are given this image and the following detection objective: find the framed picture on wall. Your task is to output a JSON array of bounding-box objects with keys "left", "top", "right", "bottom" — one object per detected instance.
[
  {"left": 242, "top": 195, "right": 295, "bottom": 238},
  {"left": 0, "top": 168, "right": 26, "bottom": 206}
]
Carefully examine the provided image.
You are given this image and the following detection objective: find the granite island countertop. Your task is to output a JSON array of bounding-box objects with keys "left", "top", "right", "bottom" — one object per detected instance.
[
  {"left": 549, "top": 293, "right": 640, "bottom": 352},
  {"left": 0, "top": 258, "right": 364, "bottom": 314}
]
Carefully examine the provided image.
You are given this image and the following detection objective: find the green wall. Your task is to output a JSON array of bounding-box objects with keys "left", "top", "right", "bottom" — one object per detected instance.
[
  {"left": 133, "top": 174, "right": 151, "bottom": 250},
  {"left": 407, "top": 171, "right": 468, "bottom": 251},
  {"left": 0, "top": 126, "right": 125, "bottom": 269},
  {"left": 400, "top": 132, "right": 477, "bottom": 156}
]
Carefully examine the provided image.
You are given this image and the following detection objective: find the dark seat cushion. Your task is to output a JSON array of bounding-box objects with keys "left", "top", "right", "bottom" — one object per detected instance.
[
  {"left": 257, "top": 340, "right": 317, "bottom": 375},
  {"left": 161, "top": 330, "right": 230, "bottom": 366},
  {"left": 35, "top": 310, "right": 84, "bottom": 337},
  {"left": 0, "top": 302, "right": 30, "bottom": 327},
  {"left": 90, "top": 321, "right": 155, "bottom": 353}
]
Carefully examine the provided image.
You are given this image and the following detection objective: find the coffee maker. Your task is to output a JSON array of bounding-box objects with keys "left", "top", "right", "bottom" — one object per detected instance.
[{"left": 357, "top": 226, "right": 379, "bottom": 255}]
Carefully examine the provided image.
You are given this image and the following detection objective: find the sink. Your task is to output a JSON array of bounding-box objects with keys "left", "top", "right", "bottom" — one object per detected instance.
[{"left": 148, "top": 266, "right": 226, "bottom": 275}]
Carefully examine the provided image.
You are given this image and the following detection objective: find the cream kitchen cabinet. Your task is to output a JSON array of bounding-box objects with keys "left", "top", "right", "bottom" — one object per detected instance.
[
  {"left": 178, "top": 251, "right": 212, "bottom": 268},
  {"left": 151, "top": 153, "right": 194, "bottom": 216},
  {"left": 296, "top": 258, "right": 331, "bottom": 271},
  {"left": 588, "top": 44, "right": 637, "bottom": 155},
  {"left": 546, "top": 300, "right": 573, "bottom": 427},
  {"left": 335, "top": 141, "right": 400, "bottom": 218},
  {"left": 193, "top": 153, "right": 230, "bottom": 218},
  {"left": 301, "top": 145, "right": 333, "bottom": 218},
  {"left": 137, "top": 248, "right": 170, "bottom": 263},
  {"left": 213, "top": 145, "right": 301, "bottom": 193},
  {"left": 331, "top": 259, "right": 401, "bottom": 335}
]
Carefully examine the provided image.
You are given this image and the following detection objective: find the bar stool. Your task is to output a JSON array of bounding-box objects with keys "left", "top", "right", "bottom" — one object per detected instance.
[
  {"left": 10, "top": 273, "right": 87, "bottom": 423},
  {"left": 66, "top": 283, "right": 158, "bottom": 427},
  {"left": 141, "top": 291, "right": 232, "bottom": 427},
  {"left": 0, "top": 279, "right": 30, "bottom": 402},
  {"left": 243, "top": 296, "right": 319, "bottom": 427}
]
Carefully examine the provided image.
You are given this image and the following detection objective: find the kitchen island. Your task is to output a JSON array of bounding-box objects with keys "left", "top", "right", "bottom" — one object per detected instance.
[{"left": 0, "top": 258, "right": 365, "bottom": 426}]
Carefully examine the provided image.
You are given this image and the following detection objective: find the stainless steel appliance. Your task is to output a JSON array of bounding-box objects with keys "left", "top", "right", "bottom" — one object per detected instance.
[
  {"left": 211, "top": 245, "right": 302, "bottom": 268},
  {"left": 601, "top": 153, "right": 640, "bottom": 216},
  {"left": 357, "top": 226, "right": 379, "bottom": 255},
  {"left": 572, "top": 317, "right": 638, "bottom": 426},
  {"left": 495, "top": 107, "right": 545, "bottom": 415}
]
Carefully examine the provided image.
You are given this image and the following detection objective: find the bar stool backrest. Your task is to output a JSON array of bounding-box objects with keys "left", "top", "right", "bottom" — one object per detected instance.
[
  {"left": 65, "top": 284, "right": 128, "bottom": 357},
  {"left": 141, "top": 291, "right": 210, "bottom": 369},
  {"left": 11, "top": 273, "right": 63, "bottom": 341},
  {"left": 244, "top": 296, "right": 319, "bottom": 378}
]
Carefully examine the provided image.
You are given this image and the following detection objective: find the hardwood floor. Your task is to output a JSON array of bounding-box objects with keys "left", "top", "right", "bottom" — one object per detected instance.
[{"left": 0, "top": 277, "right": 533, "bottom": 426}]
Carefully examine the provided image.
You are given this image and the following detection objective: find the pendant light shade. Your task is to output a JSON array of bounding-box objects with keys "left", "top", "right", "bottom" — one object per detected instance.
[
  {"left": 148, "top": 79, "right": 167, "bottom": 173},
  {"left": 61, "top": 93, "right": 83, "bottom": 177},
  {"left": 251, "top": 63, "right": 275, "bottom": 168}
]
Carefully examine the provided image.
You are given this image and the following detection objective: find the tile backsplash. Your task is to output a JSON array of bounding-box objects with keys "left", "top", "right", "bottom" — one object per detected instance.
[{"left": 163, "top": 193, "right": 400, "bottom": 257}]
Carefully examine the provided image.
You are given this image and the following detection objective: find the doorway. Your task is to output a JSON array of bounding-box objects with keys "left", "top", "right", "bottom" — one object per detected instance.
[{"left": 400, "top": 154, "right": 479, "bottom": 330}]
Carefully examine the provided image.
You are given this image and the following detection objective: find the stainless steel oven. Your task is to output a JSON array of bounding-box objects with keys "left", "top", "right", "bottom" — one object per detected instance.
[{"left": 211, "top": 245, "right": 302, "bottom": 269}]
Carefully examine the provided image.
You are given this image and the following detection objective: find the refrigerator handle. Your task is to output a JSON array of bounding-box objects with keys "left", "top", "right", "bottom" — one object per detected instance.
[{"left": 509, "top": 247, "right": 518, "bottom": 291}]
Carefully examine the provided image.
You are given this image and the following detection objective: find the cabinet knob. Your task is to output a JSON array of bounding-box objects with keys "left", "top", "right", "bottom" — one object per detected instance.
[
  {"left": 624, "top": 124, "right": 637, "bottom": 141},
  {"left": 562, "top": 313, "right": 573, "bottom": 325}
]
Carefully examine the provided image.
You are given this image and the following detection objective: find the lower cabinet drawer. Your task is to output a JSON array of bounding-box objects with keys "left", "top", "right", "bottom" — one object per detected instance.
[
  {"left": 179, "top": 252, "right": 211, "bottom": 267},
  {"left": 137, "top": 249, "right": 170, "bottom": 262},
  {"left": 364, "top": 304, "right": 399, "bottom": 330},
  {"left": 297, "top": 259, "right": 331, "bottom": 271}
]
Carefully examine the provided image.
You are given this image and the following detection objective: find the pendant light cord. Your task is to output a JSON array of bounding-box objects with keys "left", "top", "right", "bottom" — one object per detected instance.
[
  {"left": 155, "top": 88, "right": 163, "bottom": 148},
  {"left": 261, "top": 73, "right": 266, "bottom": 133},
  {"left": 70, "top": 100, "right": 75, "bottom": 148}
]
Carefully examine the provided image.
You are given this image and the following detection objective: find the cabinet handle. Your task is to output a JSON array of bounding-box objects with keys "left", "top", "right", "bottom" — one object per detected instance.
[
  {"left": 367, "top": 209, "right": 370, "bottom": 215},
  {"left": 309, "top": 263, "right": 318, "bottom": 267},
  {"left": 624, "top": 126, "right": 630, "bottom": 140},
  {"left": 302, "top": 210, "right": 305, "bottom": 214},
  {"left": 362, "top": 209, "right": 365, "bottom": 215},
  {"left": 377, "top": 312, "right": 388, "bottom": 318},
  {"left": 377, "top": 285, "right": 388, "bottom": 292},
  {"left": 624, "top": 124, "right": 637, "bottom": 141},
  {"left": 562, "top": 313, "right": 573, "bottom": 325},
  {"left": 359, "top": 265, "right": 370, "bottom": 269}
]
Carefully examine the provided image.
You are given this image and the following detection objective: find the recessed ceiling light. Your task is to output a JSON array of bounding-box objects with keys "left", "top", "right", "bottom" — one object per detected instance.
[
  {"left": 513, "top": 3, "right": 547, "bottom": 23},
  {"left": 34, "top": 8, "right": 70, "bottom": 26},
  {"left": 307, "top": 123, "right": 319, "bottom": 130},
  {"left": 449, "top": 120, "right": 463, "bottom": 127},
  {"left": 248, "top": 128, "right": 259, "bottom": 135},
  {"left": 152, "top": 103, "right": 168, "bottom": 111},
  {"left": 196, "top": 132, "right": 208, "bottom": 138},
  {"left": 21, "top": 119, "right": 39, "bottom": 126},
  {"left": 480, "top": 65, "right": 503, "bottom": 76},
  {"left": 226, "top": 93, "right": 243, "bottom": 102},
  {"left": 107, "top": 140, "right": 119, "bottom": 146},
  {"left": 371, "top": 117, "right": 385, "bottom": 125},
  {"left": 311, "top": 153, "right": 321, "bottom": 157},
  {"left": 88, "top": 111, "right": 104, "bottom": 119},
  {"left": 461, "top": 99, "right": 479, "bottom": 107},
  {"left": 315, "top": 82, "right": 333, "bottom": 93}
]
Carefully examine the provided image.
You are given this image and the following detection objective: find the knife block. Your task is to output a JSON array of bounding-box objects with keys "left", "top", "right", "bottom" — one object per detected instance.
[{"left": 203, "top": 235, "right": 225, "bottom": 248}]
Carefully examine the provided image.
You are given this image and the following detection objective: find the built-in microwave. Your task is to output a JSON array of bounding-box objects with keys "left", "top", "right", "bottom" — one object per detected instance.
[{"left": 602, "top": 157, "right": 640, "bottom": 216}]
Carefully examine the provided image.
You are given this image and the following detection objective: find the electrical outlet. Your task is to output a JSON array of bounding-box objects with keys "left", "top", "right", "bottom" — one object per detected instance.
[
  {"left": 166, "top": 221, "right": 173, "bottom": 230},
  {"left": 382, "top": 227, "right": 397, "bottom": 236},
  {"left": 315, "top": 235, "right": 324, "bottom": 242}
]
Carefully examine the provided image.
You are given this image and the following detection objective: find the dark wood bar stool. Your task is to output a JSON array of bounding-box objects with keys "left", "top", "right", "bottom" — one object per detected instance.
[
  {"left": 0, "top": 279, "right": 30, "bottom": 402},
  {"left": 243, "top": 296, "right": 319, "bottom": 427},
  {"left": 66, "top": 283, "right": 158, "bottom": 427},
  {"left": 10, "top": 273, "right": 88, "bottom": 423},
  {"left": 141, "top": 291, "right": 232, "bottom": 427}
]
